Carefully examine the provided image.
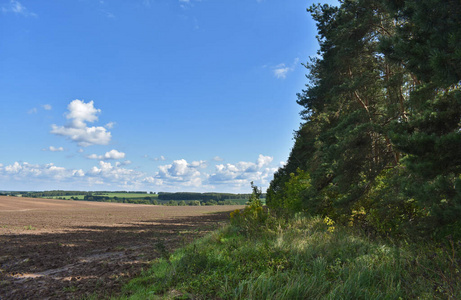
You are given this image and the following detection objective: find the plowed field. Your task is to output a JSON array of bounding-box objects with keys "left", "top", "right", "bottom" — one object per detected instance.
[{"left": 0, "top": 196, "right": 242, "bottom": 299}]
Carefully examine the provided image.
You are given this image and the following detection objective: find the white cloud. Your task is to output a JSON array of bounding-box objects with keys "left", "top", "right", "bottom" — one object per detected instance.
[
  {"left": 0, "top": 161, "right": 148, "bottom": 190},
  {"left": 190, "top": 160, "right": 207, "bottom": 168},
  {"left": 143, "top": 176, "right": 163, "bottom": 186},
  {"left": 272, "top": 58, "right": 300, "bottom": 79},
  {"left": 51, "top": 99, "right": 112, "bottom": 147},
  {"left": 87, "top": 149, "right": 126, "bottom": 160},
  {"left": 143, "top": 155, "right": 167, "bottom": 162},
  {"left": 0, "top": 162, "right": 84, "bottom": 181},
  {"left": 86, "top": 161, "right": 146, "bottom": 188},
  {"left": 28, "top": 104, "right": 52, "bottom": 114},
  {"left": 2, "top": 0, "right": 37, "bottom": 17},
  {"left": 104, "top": 149, "right": 125, "bottom": 159},
  {"left": 150, "top": 154, "right": 277, "bottom": 191},
  {"left": 0, "top": 154, "right": 280, "bottom": 192},
  {"left": 208, "top": 154, "right": 275, "bottom": 188},
  {"left": 66, "top": 99, "right": 100, "bottom": 128},
  {"left": 51, "top": 125, "right": 111, "bottom": 147},
  {"left": 105, "top": 122, "right": 115, "bottom": 129},
  {"left": 273, "top": 65, "right": 291, "bottom": 79},
  {"left": 156, "top": 159, "right": 205, "bottom": 187},
  {"left": 73, "top": 169, "right": 85, "bottom": 177},
  {"left": 257, "top": 154, "right": 273, "bottom": 167},
  {"left": 115, "top": 160, "right": 132, "bottom": 166},
  {"left": 213, "top": 156, "right": 224, "bottom": 162},
  {"left": 43, "top": 146, "right": 64, "bottom": 152}
]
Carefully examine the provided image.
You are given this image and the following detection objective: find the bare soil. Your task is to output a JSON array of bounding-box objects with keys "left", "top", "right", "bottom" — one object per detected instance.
[{"left": 0, "top": 196, "right": 242, "bottom": 299}]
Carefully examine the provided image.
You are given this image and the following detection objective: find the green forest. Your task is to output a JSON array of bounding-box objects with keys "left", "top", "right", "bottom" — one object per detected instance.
[
  {"left": 120, "top": 1, "right": 461, "bottom": 299},
  {"left": 266, "top": 0, "right": 461, "bottom": 240}
]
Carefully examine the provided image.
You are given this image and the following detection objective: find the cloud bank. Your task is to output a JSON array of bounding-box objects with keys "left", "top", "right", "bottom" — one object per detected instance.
[{"left": 0, "top": 154, "right": 280, "bottom": 192}]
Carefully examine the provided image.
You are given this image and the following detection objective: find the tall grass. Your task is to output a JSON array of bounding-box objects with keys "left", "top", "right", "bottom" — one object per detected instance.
[{"left": 118, "top": 213, "right": 460, "bottom": 299}]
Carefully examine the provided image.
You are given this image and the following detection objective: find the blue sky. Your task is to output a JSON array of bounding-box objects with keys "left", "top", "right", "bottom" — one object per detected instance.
[{"left": 0, "top": 0, "right": 336, "bottom": 193}]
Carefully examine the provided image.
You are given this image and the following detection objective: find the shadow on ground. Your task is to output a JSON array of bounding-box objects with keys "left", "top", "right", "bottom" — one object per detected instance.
[{"left": 0, "top": 211, "right": 231, "bottom": 300}]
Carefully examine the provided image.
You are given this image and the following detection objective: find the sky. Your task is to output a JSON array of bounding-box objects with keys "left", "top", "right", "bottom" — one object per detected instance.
[{"left": 0, "top": 0, "right": 337, "bottom": 193}]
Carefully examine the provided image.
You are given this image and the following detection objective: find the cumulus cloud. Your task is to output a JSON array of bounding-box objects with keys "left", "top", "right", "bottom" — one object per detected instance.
[
  {"left": 51, "top": 99, "right": 112, "bottom": 147},
  {"left": 0, "top": 162, "right": 84, "bottom": 181},
  {"left": 0, "top": 160, "right": 149, "bottom": 190},
  {"left": 143, "top": 176, "right": 163, "bottom": 186},
  {"left": 86, "top": 161, "right": 146, "bottom": 188},
  {"left": 42, "top": 104, "right": 52, "bottom": 110},
  {"left": 213, "top": 156, "right": 224, "bottom": 162},
  {"left": 156, "top": 159, "right": 206, "bottom": 187},
  {"left": 42, "top": 146, "right": 64, "bottom": 152},
  {"left": 2, "top": 0, "right": 37, "bottom": 17},
  {"left": 87, "top": 149, "right": 126, "bottom": 160},
  {"left": 209, "top": 154, "right": 276, "bottom": 188},
  {"left": 0, "top": 154, "right": 280, "bottom": 192}
]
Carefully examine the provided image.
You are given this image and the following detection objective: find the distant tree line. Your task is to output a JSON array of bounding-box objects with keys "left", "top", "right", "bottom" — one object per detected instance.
[
  {"left": 23, "top": 191, "right": 91, "bottom": 198},
  {"left": 20, "top": 190, "right": 152, "bottom": 198},
  {"left": 157, "top": 192, "right": 265, "bottom": 201},
  {"left": 82, "top": 195, "right": 239, "bottom": 206},
  {"left": 6, "top": 190, "right": 252, "bottom": 206}
]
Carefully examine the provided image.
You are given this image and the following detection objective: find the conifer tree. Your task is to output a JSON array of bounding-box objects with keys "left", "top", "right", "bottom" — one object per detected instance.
[{"left": 268, "top": 0, "right": 461, "bottom": 237}]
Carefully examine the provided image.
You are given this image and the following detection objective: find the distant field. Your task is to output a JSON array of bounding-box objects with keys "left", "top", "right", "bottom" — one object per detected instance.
[
  {"left": 0, "top": 196, "right": 242, "bottom": 299},
  {"left": 48, "top": 193, "right": 157, "bottom": 200},
  {"left": 99, "top": 192, "right": 158, "bottom": 198},
  {"left": 50, "top": 195, "right": 86, "bottom": 200}
]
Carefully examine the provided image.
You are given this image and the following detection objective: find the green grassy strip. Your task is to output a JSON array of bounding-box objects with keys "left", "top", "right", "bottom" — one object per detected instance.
[{"left": 118, "top": 215, "right": 460, "bottom": 299}]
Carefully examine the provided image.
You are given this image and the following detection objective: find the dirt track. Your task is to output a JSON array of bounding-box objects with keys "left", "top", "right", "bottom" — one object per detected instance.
[{"left": 0, "top": 196, "right": 242, "bottom": 299}]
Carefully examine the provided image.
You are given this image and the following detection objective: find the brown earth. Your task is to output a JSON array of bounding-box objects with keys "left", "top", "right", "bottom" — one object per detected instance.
[{"left": 0, "top": 196, "right": 243, "bottom": 299}]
